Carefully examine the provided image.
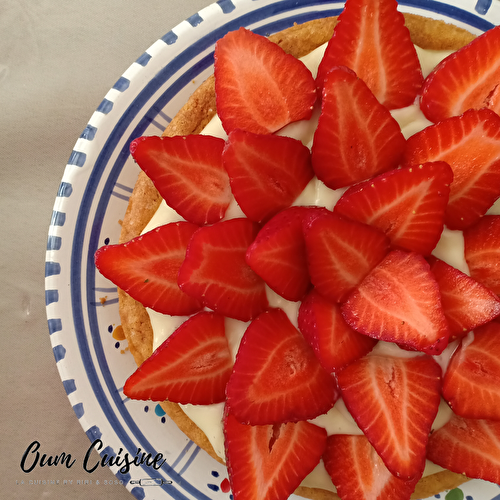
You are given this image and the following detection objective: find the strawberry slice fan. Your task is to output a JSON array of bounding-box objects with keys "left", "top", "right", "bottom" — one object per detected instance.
[{"left": 94, "top": 0, "right": 500, "bottom": 499}]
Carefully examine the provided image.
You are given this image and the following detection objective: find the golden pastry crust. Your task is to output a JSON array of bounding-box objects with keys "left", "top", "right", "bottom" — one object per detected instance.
[{"left": 118, "top": 14, "right": 476, "bottom": 499}]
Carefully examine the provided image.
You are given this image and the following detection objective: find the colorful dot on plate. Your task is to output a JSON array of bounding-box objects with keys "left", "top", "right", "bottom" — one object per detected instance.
[
  {"left": 104, "top": 237, "right": 110, "bottom": 245},
  {"left": 115, "top": 342, "right": 120, "bottom": 349},
  {"left": 220, "top": 478, "right": 231, "bottom": 493},
  {"left": 207, "top": 484, "right": 219, "bottom": 492},
  {"left": 113, "top": 325, "right": 126, "bottom": 340},
  {"left": 144, "top": 405, "right": 149, "bottom": 413},
  {"left": 154, "top": 404, "right": 166, "bottom": 417},
  {"left": 211, "top": 471, "right": 219, "bottom": 478},
  {"left": 108, "top": 324, "right": 113, "bottom": 333},
  {"left": 445, "top": 488, "right": 464, "bottom": 500}
]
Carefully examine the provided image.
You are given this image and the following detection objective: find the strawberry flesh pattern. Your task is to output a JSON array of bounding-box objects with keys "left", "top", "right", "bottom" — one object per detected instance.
[
  {"left": 443, "top": 322, "right": 500, "bottom": 421},
  {"left": 428, "top": 256, "right": 500, "bottom": 340},
  {"left": 94, "top": 221, "right": 202, "bottom": 316},
  {"left": 298, "top": 289, "right": 378, "bottom": 372},
  {"left": 420, "top": 25, "right": 500, "bottom": 123},
  {"left": 341, "top": 250, "right": 451, "bottom": 355},
  {"left": 464, "top": 215, "right": 500, "bottom": 295},
  {"left": 323, "top": 435, "right": 420, "bottom": 500},
  {"left": 246, "top": 206, "right": 320, "bottom": 301},
  {"left": 178, "top": 218, "right": 268, "bottom": 322},
  {"left": 214, "top": 27, "right": 317, "bottom": 135},
  {"left": 224, "top": 412, "right": 327, "bottom": 500},
  {"left": 123, "top": 311, "right": 232, "bottom": 404},
  {"left": 222, "top": 130, "right": 314, "bottom": 223},
  {"left": 334, "top": 161, "right": 454, "bottom": 255},
  {"left": 312, "top": 65, "right": 406, "bottom": 189},
  {"left": 316, "top": 0, "right": 423, "bottom": 109},
  {"left": 427, "top": 413, "right": 500, "bottom": 485},
  {"left": 404, "top": 109, "right": 500, "bottom": 230},
  {"left": 226, "top": 308, "right": 339, "bottom": 425},
  {"left": 303, "top": 211, "right": 391, "bottom": 302},
  {"left": 130, "top": 135, "right": 231, "bottom": 225},
  {"left": 337, "top": 354, "right": 442, "bottom": 480},
  {"left": 94, "top": 0, "right": 500, "bottom": 498}
]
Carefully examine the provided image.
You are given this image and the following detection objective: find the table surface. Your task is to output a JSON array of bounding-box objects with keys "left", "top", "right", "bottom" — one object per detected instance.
[{"left": 1, "top": 1, "right": 213, "bottom": 499}]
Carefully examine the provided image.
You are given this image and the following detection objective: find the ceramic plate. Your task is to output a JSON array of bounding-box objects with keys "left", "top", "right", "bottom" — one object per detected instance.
[{"left": 45, "top": 1, "right": 500, "bottom": 499}]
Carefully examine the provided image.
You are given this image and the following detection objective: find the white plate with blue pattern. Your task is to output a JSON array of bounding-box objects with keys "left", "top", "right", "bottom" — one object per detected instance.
[{"left": 45, "top": 1, "right": 500, "bottom": 499}]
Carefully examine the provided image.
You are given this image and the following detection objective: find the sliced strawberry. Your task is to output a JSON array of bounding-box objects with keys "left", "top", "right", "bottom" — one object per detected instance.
[
  {"left": 341, "top": 250, "right": 450, "bottom": 355},
  {"left": 298, "top": 289, "right": 377, "bottom": 372},
  {"left": 129, "top": 135, "right": 231, "bottom": 225},
  {"left": 420, "top": 25, "right": 500, "bottom": 123},
  {"left": 177, "top": 218, "right": 268, "bottom": 322},
  {"left": 323, "top": 435, "right": 419, "bottom": 500},
  {"left": 311, "top": 66, "right": 406, "bottom": 189},
  {"left": 300, "top": 205, "right": 331, "bottom": 227},
  {"left": 443, "top": 321, "right": 500, "bottom": 421},
  {"left": 214, "top": 27, "right": 316, "bottom": 135},
  {"left": 427, "top": 413, "right": 500, "bottom": 484},
  {"left": 226, "top": 308, "right": 339, "bottom": 425},
  {"left": 486, "top": 83, "right": 500, "bottom": 116},
  {"left": 224, "top": 411, "right": 327, "bottom": 500},
  {"left": 316, "top": 0, "right": 423, "bottom": 109},
  {"left": 403, "top": 108, "right": 500, "bottom": 230},
  {"left": 123, "top": 311, "right": 232, "bottom": 404},
  {"left": 464, "top": 215, "right": 500, "bottom": 295},
  {"left": 222, "top": 130, "right": 314, "bottom": 223},
  {"left": 334, "top": 162, "right": 453, "bottom": 256},
  {"left": 94, "top": 222, "right": 201, "bottom": 316},
  {"left": 303, "top": 211, "right": 390, "bottom": 303},
  {"left": 245, "top": 206, "right": 324, "bottom": 302},
  {"left": 428, "top": 256, "right": 500, "bottom": 340},
  {"left": 336, "top": 353, "right": 442, "bottom": 480}
]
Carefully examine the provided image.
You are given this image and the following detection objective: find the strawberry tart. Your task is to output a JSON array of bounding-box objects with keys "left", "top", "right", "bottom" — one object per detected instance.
[{"left": 94, "top": 0, "right": 500, "bottom": 499}]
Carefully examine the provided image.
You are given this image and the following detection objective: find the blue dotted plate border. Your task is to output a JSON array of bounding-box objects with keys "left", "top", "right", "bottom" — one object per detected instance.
[{"left": 45, "top": 1, "right": 500, "bottom": 499}]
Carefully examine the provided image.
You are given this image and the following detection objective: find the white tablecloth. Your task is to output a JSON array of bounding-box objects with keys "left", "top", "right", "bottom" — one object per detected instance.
[{"left": 1, "top": 1, "right": 213, "bottom": 498}]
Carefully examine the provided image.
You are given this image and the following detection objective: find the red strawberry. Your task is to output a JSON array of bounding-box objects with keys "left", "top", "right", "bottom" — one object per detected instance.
[
  {"left": 316, "top": 0, "right": 423, "bottom": 109},
  {"left": 487, "top": 84, "right": 500, "bottom": 116},
  {"left": 336, "top": 353, "right": 442, "bottom": 480},
  {"left": 129, "top": 135, "right": 231, "bottom": 225},
  {"left": 94, "top": 222, "right": 201, "bottom": 316},
  {"left": 464, "top": 215, "right": 500, "bottom": 295},
  {"left": 403, "top": 108, "right": 500, "bottom": 230},
  {"left": 323, "top": 435, "right": 419, "bottom": 500},
  {"left": 420, "top": 25, "right": 500, "bottom": 123},
  {"left": 427, "top": 413, "right": 500, "bottom": 485},
  {"left": 226, "top": 308, "right": 339, "bottom": 425},
  {"left": 214, "top": 27, "right": 316, "bottom": 135},
  {"left": 222, "top": 130, "right": 314, "bottom": 223},
  {"left": 334, "top": 162, "right": 453, "bottom": 255},
  {"left": 311, "top": 66, "right": 406, "bottom": 189},
  {"left": 177, "top": 218, "right": 268, "bottom": 322},
  {"left": 245, "top": 206, "right": 324, "bottom": 302},
  {"left": 223, "top": 411, "right": 327, "bottom": 500},
  {"left": 298, "top": 289, "right": 377, "bottom": 372},
  {"left": 442, "top": 321, "right": 500, "bottom": 421},
  {"left": 123, "top": 311, "right": 232, "bottom": 404},
  {"left": 341, "top": 250, "right": 450, "bottom": 355},
  {"left": 428, "top": 256, "right": 500, "bottom": 340},
  {"left": 303, "top": 211, "right": 390, "bottom": 303}
]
